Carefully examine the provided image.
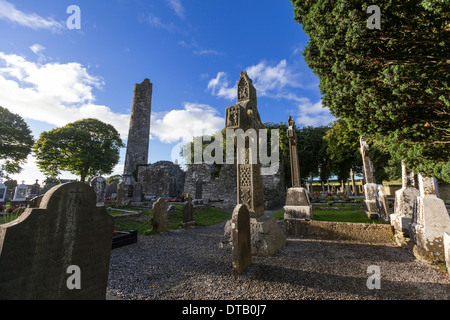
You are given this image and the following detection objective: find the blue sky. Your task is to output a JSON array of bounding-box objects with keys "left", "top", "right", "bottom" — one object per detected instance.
[{"left": 0, "top": 0, "right": 335, "bottom": 184}]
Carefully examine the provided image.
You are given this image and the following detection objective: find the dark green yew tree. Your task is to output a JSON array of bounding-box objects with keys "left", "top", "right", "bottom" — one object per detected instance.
[{"left": 291, "top": 0, "right": 450, "bottom": 182}]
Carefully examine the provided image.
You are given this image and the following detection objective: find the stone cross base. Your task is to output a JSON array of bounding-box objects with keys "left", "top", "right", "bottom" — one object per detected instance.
[
  {"left": 220, "top": 215, "right": 286, "bottom": 256},
  {"left": 182, "top": 221, "right": 196, "bottom": 228},
  {"left": 283, "top": 187, "right": 313, "bottom": 236}
]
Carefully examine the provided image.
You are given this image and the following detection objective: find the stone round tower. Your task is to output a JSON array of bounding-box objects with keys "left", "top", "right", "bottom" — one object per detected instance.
[{"left": 123, "top": 78, "right": 152, "bottom": 177}]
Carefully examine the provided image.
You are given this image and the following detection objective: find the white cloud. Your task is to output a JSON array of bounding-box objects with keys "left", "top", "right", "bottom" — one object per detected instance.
[
  {"left": 295, "top": 99, "right": 336, "bottom": 128},
  {"left": 246, "top": 59, "right": 302, "bottom": 95},
  {"left": 29, "top": 44, "right": 45, "bottom": 55},
  {"left": 207, "top": 72, "right": 236, "bottom": 101},
  {"left": 151, "top": 102, "right": 224, "bottom": 143},
  {"left": 0, "top": 51, "right": 130, "bottom": 136},
  {"left": 166, "top": 0, "right": 185, "bottom": 19},
  {"left": 207, "top": 59, "right": 304, "bottom": 101},
  {"left": 0, "top": 0, "right": 64, "bottom": 33},
  {"left": 178, "top": 40, "right": 224, "bottom": 56},
  {"left": 145, "top": 14, "right": 178, "bottom": 33}
]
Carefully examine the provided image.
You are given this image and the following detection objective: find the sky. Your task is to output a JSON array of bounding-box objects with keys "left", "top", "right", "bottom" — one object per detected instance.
[{"left": 0, "top": 0, "right": 335, "bottom": 185}]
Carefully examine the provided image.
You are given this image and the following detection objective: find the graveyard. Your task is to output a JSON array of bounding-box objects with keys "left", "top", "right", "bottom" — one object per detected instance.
[
  {"left": 1, "top": 70, "right": 449, "bottom": 303},
  {"left": 0, "top": 0, "right": 449, "bottom": 307}
]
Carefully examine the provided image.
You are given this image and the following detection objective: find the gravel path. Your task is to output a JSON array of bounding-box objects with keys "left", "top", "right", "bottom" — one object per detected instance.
[{"left": 107, "top": 220, "right": 449, "bottom": 300}]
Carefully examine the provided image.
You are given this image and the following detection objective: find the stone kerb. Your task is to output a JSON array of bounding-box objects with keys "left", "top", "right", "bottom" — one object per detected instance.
[{"left": 0, "top": 182, "right": 114, "bottom": 300}]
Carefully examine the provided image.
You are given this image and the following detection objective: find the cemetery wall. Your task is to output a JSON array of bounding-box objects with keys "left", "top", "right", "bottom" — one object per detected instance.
[
  {"left": 285, "top": 220, "right": 395, "bottom": 243},
  {"left": 137, "top": 161, "right": 185, "bottom": 199},
  {"left": 183, "top": 162, "right": 286, "bottom": 212}
]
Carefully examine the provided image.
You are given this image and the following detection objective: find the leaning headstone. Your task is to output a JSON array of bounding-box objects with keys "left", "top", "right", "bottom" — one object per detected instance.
[
  {"left": 91, "top": 171, "right": 107, "bottom": 206},
  {"left": 377, "top": 185, "right": 390, "bottom": 223},
  {"left": 360, "top": 137, "right": 381, "bottom": 219},
  {"left": 0, "top": 179, "right": 6, "bottom": 203},
  {"left": 231, "top": 204, "right": 251, "bottom": 275},
  {"left": 391, "top": 163, "right": 419, "bottom": 236},
  {"left": 410, "top": 174, "right": 450, "bottom": 263},
  {"left": 12, "top": 181, "right": 28, "bottom": 202},
  {"left": 0, "top": 182, "right": 114, "bottom": 299},
  {"left": 182, "top": 194, "right": 195, "bottom": 228},
  {"left": 152, "top": 197, "right": 167, "bottom": 233}
]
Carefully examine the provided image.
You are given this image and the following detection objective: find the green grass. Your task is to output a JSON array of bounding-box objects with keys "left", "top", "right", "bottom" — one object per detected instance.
[
  {"left": 112, "top": 204, "right": 231, "bottom": 235},
  {"left": 271, "top": 203, "right": 383, "bottom": 224}
]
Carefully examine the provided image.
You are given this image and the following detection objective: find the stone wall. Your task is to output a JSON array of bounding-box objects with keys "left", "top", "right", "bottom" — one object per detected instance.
[
  {"left": 183, "top": 163, "right": 237, "bottom": 211},
  {"left": 137, "top": 161, "right": 185, "bottom": 199},
  {"left": 383, "top": 183, "right": 450, "bottom": 200},
  {"left": 183, "top": 161, "right": 286, "bottom": 212},
  {"left": 285, "top": 220, "right": 395, "bottom": 243}
]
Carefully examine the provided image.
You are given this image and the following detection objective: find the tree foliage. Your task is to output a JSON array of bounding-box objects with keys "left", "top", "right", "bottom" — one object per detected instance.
[
  {"left": 291, "top": 0, "right": 450, "bottom": 182},
  {"left": 33, "top": 118, "right": 124, "bottom": 182},
  {"left": 0, "top": 106, "right": 34, "bottom": 179}
]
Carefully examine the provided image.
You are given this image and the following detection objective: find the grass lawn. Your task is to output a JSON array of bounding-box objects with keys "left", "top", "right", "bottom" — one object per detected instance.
[
  {"left": 271, "top": 203, "right": 384, "bottom": 224},
  {"left": 112, "top": 203, "right": 231, "bottom": 235}
]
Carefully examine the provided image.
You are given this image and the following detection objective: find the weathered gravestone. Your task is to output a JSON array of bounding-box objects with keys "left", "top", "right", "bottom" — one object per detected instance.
[
  {"left": 360, "top": 137, "right": 388, "bottom": 221},
  {"left": 90, "top": 171, "right": 107, "bottom": 206},
  {"left": 182, "top": 194, "right": 195, "bottom": 228},
  {"left": 132, "top": 182, "right": 143, "bottom": 204},
  {"left": 410, "top": 174, "right": 450, "bottom": 263},
  {"left": 0, "top": 182, "right": 114, "bottom": 299},
  {"left": 232, "top": 204, "right": 251, "bottom": 275},
  {"left": 152, "top": 197, "right": 167, "bottom": 233},
  {"left": 284, "top": 115, "right": 313, "bottom": 236},
  {"left": 391, "top": 163, "right": 419, "bottom": 237},
  {"left": 0, "top": 179, "right": 6, "bottom": 203},
  {"left": 12, "top": 181, "right": 28, "bottom": 202}
]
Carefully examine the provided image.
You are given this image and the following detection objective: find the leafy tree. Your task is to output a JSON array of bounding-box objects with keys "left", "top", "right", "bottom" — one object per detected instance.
[
  {"left": 324, "top": 119, "right": 401, "bottom": 184},
  {"left": 324, "top": 119, "right": 362, "bottom": 182},
  {"left": 291, "top": 0, "right": 450, "bottom": 182},
  {"left": 33, "top": 118, "right": 124, "bottom": 182},
  {"left": 0, "top": 106, "right": 34, "bottom": 179},
  {"left": 296, "top": 125, "right": 332, "bottom": 184}
]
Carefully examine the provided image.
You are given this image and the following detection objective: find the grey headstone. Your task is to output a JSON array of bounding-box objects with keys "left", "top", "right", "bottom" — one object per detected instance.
[
  {"left": 231, "top": 204, "right": 251, "bottom": 275},
  {"left": 12, "top": 183, "right": 28, "bottom": 202},
  {"left": 0, "top": 182, "right": 114, "bottom": 300},
  {"left": 152, "top": 198, "right": 167, "bottom": 233},
  {"left": 182, "top": 194, "right": 195, "bottom": 227},
  {"left": 91, "top": 173, "right": 107, "bottom": 206}
]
